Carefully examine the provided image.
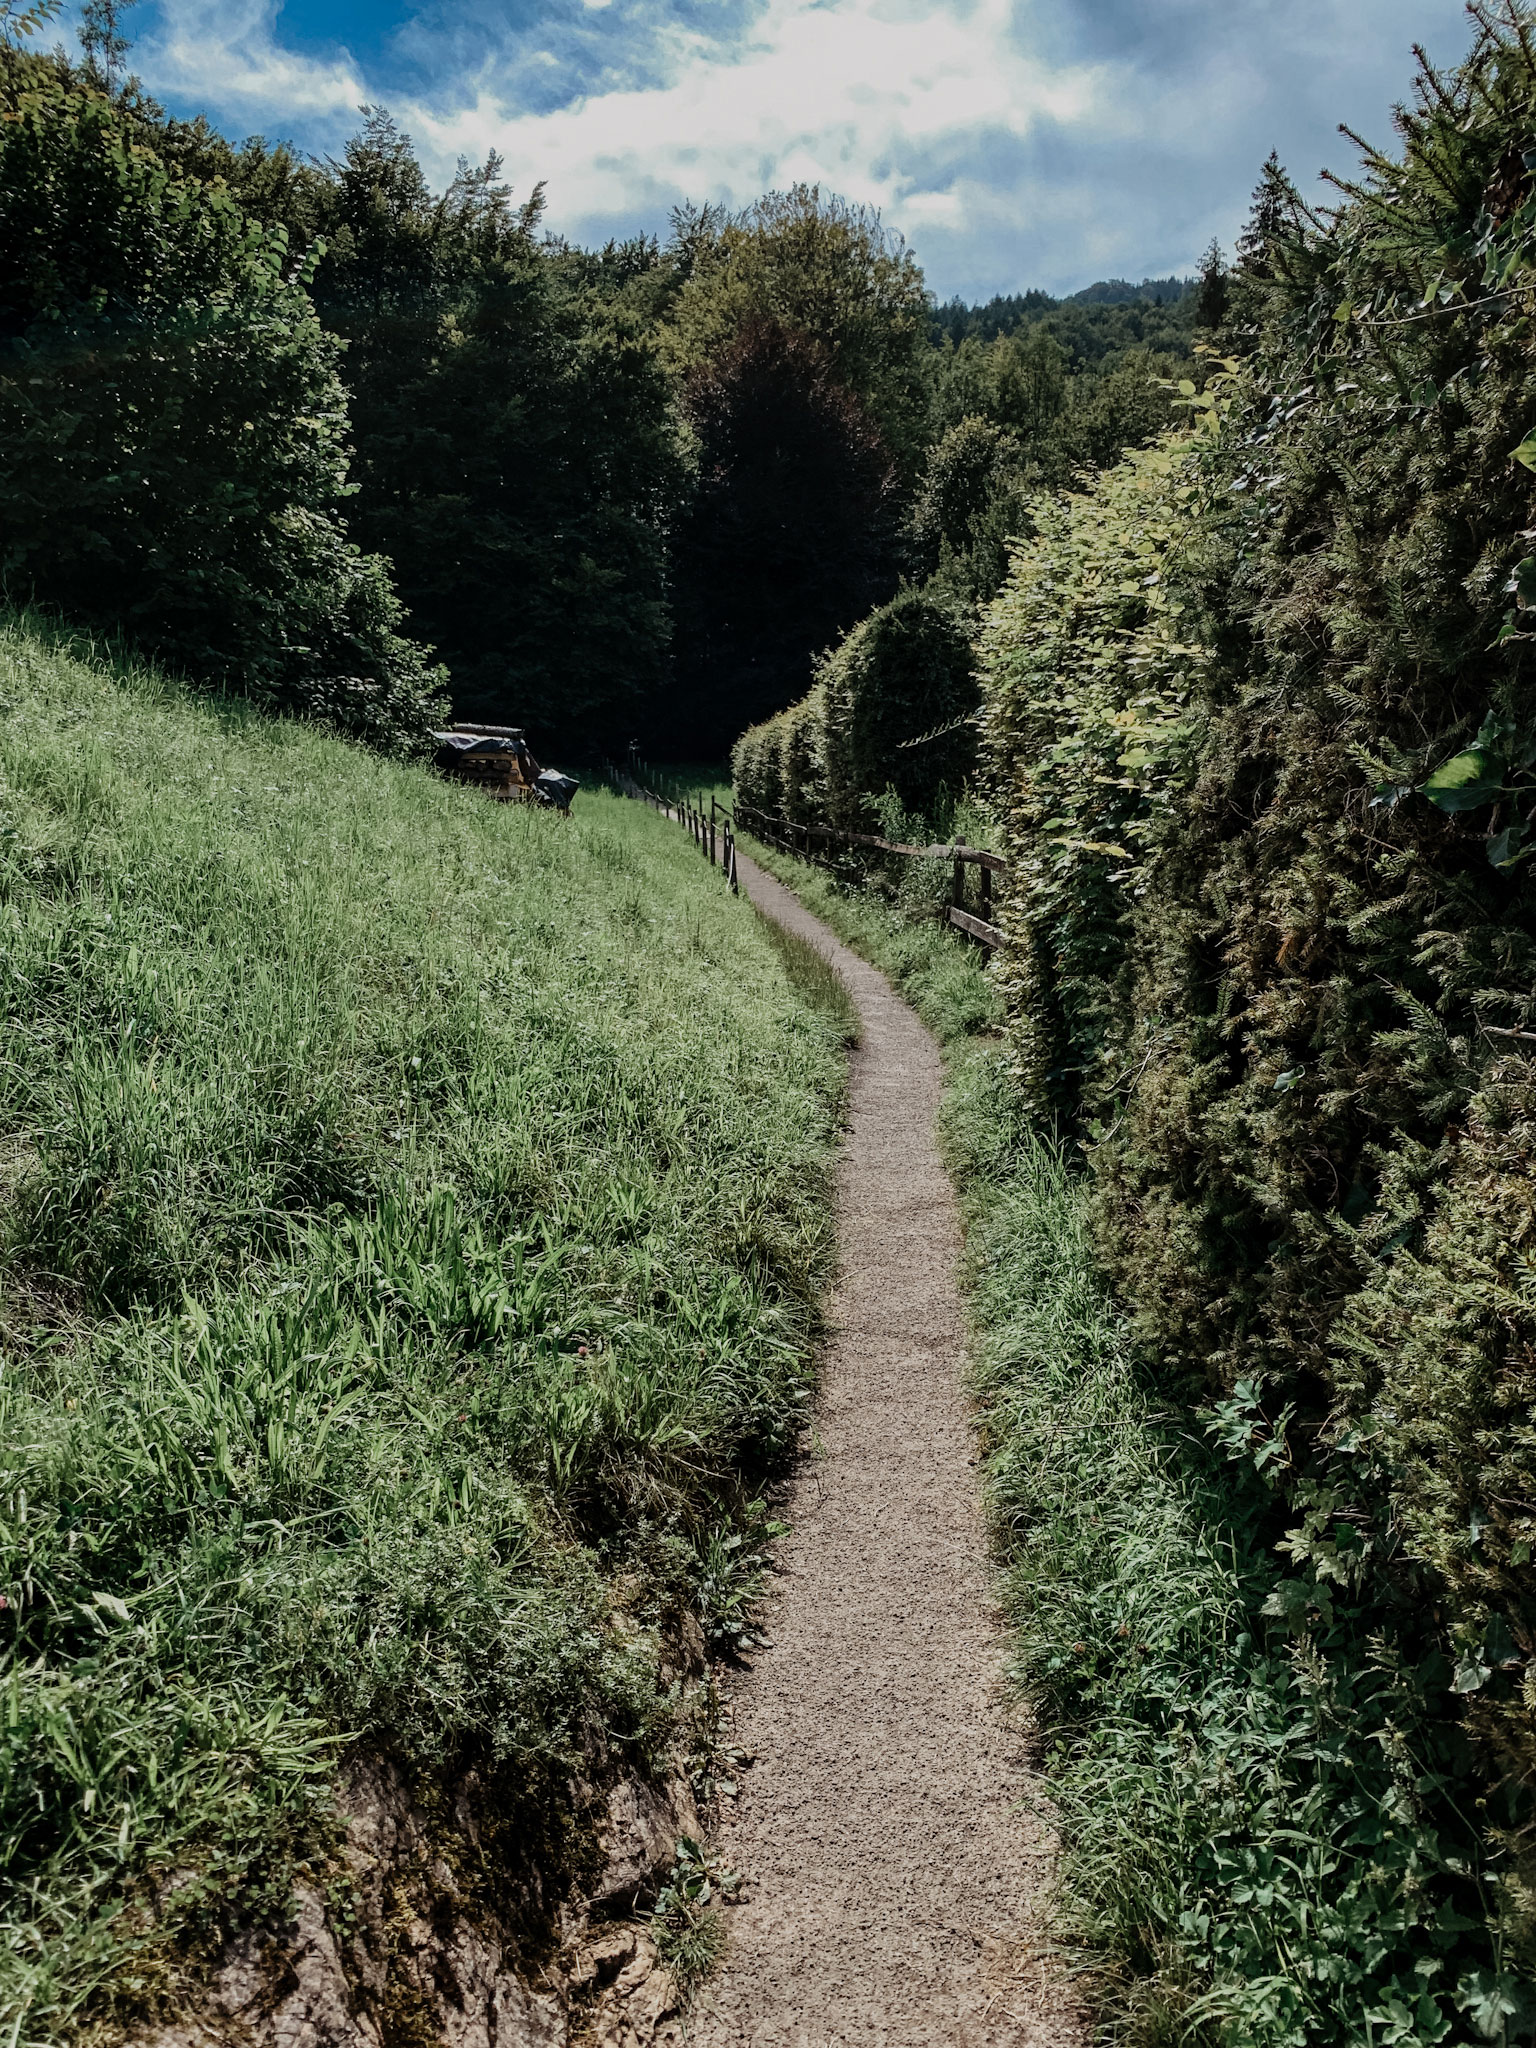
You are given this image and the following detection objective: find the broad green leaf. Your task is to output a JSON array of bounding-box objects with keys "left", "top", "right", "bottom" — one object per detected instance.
[
  {"left": 1509, "top": 557, "right": 1536, "bottom": 608},
  {"left": 1455, "top": 1969, "right": 1528, "bottom": 2037},
  {"left": 1451, "top": 1652, "right": 1490, "bottom": 1693},
  {"left": 1487, "top": 823, "right": 1528, "bottom": 869},
  {"left": 1510, "top": 430, "right": 1536, "bottom": 471},
  {"left": 1421, "top": 747, "right": 1505, "bottom": 812}
]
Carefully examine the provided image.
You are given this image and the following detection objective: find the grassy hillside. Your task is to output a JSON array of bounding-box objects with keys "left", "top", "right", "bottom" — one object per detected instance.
[{"left": 0, "top": 618, "right": 847, "bottom": 2041}]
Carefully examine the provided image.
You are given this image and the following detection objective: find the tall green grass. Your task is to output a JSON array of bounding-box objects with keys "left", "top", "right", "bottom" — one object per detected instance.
[
  {"left": 739, "top": 833, "right": 1515, "bottom": 2046},
  {"left": 0, "top": 620, "right": 846, "bottom": 2042}
]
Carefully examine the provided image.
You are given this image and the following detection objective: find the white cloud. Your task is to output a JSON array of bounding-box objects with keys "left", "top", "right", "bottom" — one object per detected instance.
[
  {"left": 399, "top": 0, "right": 1104, "bottom": 227},
  {"left": 131, "top": 0, "right": 1476, "bottom": 296},
  {"left": 141, "top": 0, "right": 366, "bottom": 121}
]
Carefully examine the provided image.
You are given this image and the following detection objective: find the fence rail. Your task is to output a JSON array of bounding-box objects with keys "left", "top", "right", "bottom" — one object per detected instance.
[
  {"left": 603, "top": 763, "right": 1009, "bottom": 952},
  {"left": 605, "top": 761, "right": 740, "bottom": 892},
  {"left": 733, "top": 802, "right": 1007, "bottom": 950}
]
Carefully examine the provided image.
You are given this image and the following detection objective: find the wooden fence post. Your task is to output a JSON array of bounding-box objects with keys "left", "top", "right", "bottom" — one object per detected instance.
[{"left": 953, "top": 840, "right": 966, "bottom": 915}]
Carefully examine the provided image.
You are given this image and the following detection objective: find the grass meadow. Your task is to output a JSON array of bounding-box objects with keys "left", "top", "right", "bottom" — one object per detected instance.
[{"left": 0, "top": 619, "right": 848, "bottom": 2042}]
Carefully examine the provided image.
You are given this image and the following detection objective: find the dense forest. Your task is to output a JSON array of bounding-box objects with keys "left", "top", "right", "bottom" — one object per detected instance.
[{"left": 0, "top": 20, "right": 1199, "bottom": 757}]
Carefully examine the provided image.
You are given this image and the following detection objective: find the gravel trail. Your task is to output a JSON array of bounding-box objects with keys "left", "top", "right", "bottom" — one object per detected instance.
[{"left": 689, "top": 855, "right": 1080, "bottom": 2048}]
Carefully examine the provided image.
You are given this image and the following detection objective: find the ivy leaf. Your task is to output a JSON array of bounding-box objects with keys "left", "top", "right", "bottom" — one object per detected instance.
[
  {"left": 1421, "top": 747, "right": 1506, "bottom": 812},
  {"left": 1487, "top": 822, "right": 1529, "bottom": 869},
  {"left": 1511, "top": 431, "right": 1536, "bottom": 471},
  {"left": 1451, "top": 1652, "right": 1491, "bottom": 1693}
]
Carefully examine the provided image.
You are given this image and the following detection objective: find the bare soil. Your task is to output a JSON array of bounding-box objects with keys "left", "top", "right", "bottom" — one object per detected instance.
[{"left": 690, "top": 857, "right": 1081, "bottom": 2048}]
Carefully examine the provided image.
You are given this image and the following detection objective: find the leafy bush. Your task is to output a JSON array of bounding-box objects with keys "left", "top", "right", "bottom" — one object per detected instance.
[
  {"left": 978, "top": 426, "right": 1207, "bottom": 1116},
  {"left": 775, "top": 686, "right": 826, "bottom": 827},
  {"left": 0, "top": 56, "right": 444, "bottom": 749},
  {"left": 819, "top": 586, "right": 978, "bottom": 821},
  {"left": 981, "top": 10, "right": 1536, "bottom": 2024},
  {"left": 731, "top": 588, "right": 978, "bottom": 835},
  {"left": 730, "top": 712, "right": 786, "bottom": 820},
  {"left": 955, "top": 1079, "right": 1504, "bottom": 2048}
]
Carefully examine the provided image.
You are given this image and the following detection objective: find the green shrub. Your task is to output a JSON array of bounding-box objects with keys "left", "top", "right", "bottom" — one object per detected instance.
[
  {"left": 978, "top": 426, "right": 1207, "bottom": 1117},
  {"left": 952, "top": 1072, "right": 1507, "bottom": 2048},
  {"left": 775, "top": 686, "right": 826, "bottom": 826},
  {"left": 820, "top": 586, "right": 977, "bottom": 821},
  {"left": 732, "top": 588, "right": 978, "bottom": 835},
  {"left": 730, "top": 712, "right": 786, "bottom": 820},
  {"left": 981, "top": 11, "right": 1536, "bottom": 2017},
  {"left": 0, "top": 58, "right": 443, "bottom": 749}
]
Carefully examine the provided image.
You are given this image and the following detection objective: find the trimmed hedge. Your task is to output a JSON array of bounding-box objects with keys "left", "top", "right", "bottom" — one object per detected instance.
[
  {"left": 981, "top": 13, "right": 1536, "bottom": 2014},
  {"left": 731, "top": 587, "right": 977, "bottom": 831}
]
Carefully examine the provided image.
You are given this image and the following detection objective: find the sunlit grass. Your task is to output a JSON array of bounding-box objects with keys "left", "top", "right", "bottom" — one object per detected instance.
[{"left": 0, "top": 617, "right": 845, "bottom": 2042}]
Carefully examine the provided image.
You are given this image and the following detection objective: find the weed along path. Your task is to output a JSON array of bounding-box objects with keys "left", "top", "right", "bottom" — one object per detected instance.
[{"left": 692, "top": 854, "right": 1079, "bottom": 2048}]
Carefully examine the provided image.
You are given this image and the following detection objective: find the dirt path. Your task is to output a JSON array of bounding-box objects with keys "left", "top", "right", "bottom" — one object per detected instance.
[{"left": 688, "top": 857, "right": 1079, "bottom": 2048}]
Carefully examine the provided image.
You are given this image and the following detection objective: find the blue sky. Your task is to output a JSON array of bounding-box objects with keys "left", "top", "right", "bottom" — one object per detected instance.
[{"left": 85, "top": 0, "right": 1476, "bottom": 300}]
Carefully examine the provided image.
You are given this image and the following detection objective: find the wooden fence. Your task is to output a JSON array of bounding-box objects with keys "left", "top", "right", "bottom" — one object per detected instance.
[
  {"left": 607, "top": 763, "right": 741, "bottom": 893},
  {"left": 732, "top": 803, "right": 1007, "bottom": 950},
  {"left": 604, "top": 756, "right": 1008, "bottom": 949}
]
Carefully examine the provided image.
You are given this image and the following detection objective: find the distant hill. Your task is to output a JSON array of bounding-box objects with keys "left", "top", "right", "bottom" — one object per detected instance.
[
  {"left": 929, "top": 275, "right": 1197, "bottom": 364},
  {"left": 1066, "top": 274, "right": 1192, "bottom": 305}
]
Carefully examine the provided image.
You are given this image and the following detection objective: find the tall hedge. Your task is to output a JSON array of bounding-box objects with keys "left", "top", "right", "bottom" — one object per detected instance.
[
  {"left": 732, "top": 587, "right": 977, "bottom": 832},
  {"left": 979, "top": 428, "right": 1205, "bottom": 1113},
  {"left": 982, "top": 11, "right": 1536, "bottom": 2008},
  {"left": 0, "top": 57, "right": 443, "bottom": 748}
]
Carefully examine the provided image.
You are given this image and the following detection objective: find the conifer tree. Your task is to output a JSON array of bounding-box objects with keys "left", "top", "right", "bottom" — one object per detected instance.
[{"left": 1192, "top": 236, "right": 1228, "bottom": 328}]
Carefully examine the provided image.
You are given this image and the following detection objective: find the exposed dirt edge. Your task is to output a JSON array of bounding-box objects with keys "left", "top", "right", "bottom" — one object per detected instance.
[{"left": 128, "top": 1744, "right": 700, "bottom": 2048}]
